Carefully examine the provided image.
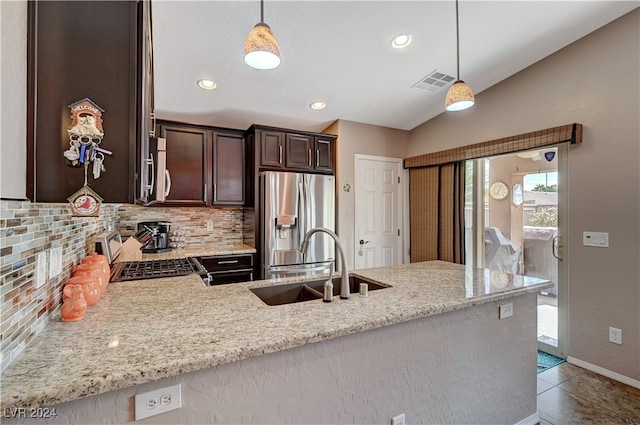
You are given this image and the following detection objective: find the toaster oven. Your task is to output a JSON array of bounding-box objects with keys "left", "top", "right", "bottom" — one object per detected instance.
[{"left": 94, "top": 230, "right": 123, "bottom": 263}]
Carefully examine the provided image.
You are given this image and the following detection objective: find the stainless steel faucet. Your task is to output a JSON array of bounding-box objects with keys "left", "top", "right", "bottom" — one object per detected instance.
[{"left": 300, "top": 227, "right": 350, "bottom": 299}]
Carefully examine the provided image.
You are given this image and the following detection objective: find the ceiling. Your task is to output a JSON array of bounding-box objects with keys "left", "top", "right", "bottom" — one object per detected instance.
[{"left": 152, "top": 1, "right": 638, "bottom": 133}]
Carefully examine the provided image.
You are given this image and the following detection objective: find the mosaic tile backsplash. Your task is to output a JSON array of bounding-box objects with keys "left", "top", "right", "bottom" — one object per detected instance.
[
  {"left": 0, "top": 201, "right": 248, "bottom": 371},
  {"left": 0, "top": 201, "right": 119, "bottom": 371},
  {"left": 117, "top": 205, "right": 244, "bottom": 247}
]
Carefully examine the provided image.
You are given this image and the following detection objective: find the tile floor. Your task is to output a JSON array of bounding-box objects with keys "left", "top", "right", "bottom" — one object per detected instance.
[{"left": 537, "top": 362, "right": 640, "bottom": 424}]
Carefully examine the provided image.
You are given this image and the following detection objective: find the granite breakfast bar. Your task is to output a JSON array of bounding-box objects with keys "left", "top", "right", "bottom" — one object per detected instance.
[{"left": 1, "top": 261, "right": 551, "bottom": 424}]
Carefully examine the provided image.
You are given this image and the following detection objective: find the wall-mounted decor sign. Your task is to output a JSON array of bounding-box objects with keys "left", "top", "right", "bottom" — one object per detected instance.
[
  {"left": 63, "top": 98, "right": 112, "bottom": 215},
  {"left": 68, "top": 98, "right": 104, "bottom": 138},
  {"left": 67, "top": 185, "right": 103, "bottom": 217}
]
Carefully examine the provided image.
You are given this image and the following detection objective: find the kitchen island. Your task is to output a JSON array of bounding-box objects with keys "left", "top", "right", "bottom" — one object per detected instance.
[{"left": 1, "top": 261, "right": 551, "bottom": 424}]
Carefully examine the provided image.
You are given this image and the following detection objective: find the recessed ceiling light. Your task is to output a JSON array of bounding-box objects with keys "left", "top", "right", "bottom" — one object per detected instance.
[
  {"left": 391, "top": 34, "right": 412, "bottom": 49},
  {"left": 309, "top": 101, "right": 326, "bottom": 110},
  {"left": 197, "top": 79, "right": 217, "bottom": 90}
]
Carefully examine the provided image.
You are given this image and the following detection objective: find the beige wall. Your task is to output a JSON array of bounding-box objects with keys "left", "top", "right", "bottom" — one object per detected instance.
[
  {"left": 0, "top": 1, "right": 27, "bottom": 199},
  {"left": 326, "top": 120, "right": 410, "bottom": 269},
  {"left": 408, "top": 10, "right": 640, "bottom": 382}
]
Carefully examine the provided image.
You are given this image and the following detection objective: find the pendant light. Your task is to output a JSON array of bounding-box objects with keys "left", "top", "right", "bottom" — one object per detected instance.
[
  {"left": 445, "top": 0, "right": 475, "bottom": 111},
  {"left": 243, "top": 0, "right": 281, "bottom": 70}
]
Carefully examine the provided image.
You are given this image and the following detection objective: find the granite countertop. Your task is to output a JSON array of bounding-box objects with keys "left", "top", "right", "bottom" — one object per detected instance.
[
  {"left": 140, "top": 244, "right": 255, "bottom": 260},
  {"left": 0, "top": 261, "right": 551, "bottom": 409}
]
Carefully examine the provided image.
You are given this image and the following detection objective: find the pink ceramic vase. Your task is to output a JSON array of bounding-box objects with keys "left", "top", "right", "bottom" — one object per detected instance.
[
  {"left": 82, "top": 254, "right": 110, "bottom": 282},
  {"left": 61, "top": 284, "right": 87, "bottom": 322},
  {"left": 64, "top": 275, "right": 101, "bottom": 306},
  {"left": 74, "top": 263, "right": 106, "bottom": 295}
]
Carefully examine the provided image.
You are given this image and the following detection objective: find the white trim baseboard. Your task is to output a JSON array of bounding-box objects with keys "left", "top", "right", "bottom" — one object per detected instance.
[
  {"left": 568, "top": 356, "right": 640, "bottom": 389},
  {"left": 514, "top": 412, "right": 540, "bottom": 425}
]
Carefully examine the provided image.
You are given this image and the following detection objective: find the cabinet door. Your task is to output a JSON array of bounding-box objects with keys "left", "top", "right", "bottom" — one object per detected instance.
[
  {"left": 29, "top": 1, "right": 137, "bottom": 202},
  {"left": 159, "top": 124, "right": 208, "bottom": 205},
  {"left": 314, "top": 137, "right": 334, "bottom": 173},
  {"left": 285, "top": 133, "right": 314, "bottom": 170},
  {"left": 260, "top": 130, "right": 284, "bottom": 168},
  {"left": 213, "top": 131, "right": 245, "bottom": 206}
]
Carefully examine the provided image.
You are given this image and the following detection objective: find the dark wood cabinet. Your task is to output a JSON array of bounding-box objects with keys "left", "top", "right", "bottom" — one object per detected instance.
[
  {"left": 212, "top": 130, "right": 245, "bottom": 205},
  {"left": 156, "top": 120, "right": 246, "bottom": 206},
  {"left": 197, "top": 253, "right": 254, "bottom": 285},
  {"left": 27, "top": 1, "right": 139, "bottom": 202},
  {"left": 285, "top": 133, "right": 314, "bottom": 170},
  {"left": 251, "top": 125, "right": 336, "bottom": 174},
  {"left": 259, "top": 130, "right": 285, "bottom": 168},
  {"left": 159, "top": 124, "right": 209, "bottom": 205},
  {"left": 314, "top": 136, "right": 334, "bottom": 173}
]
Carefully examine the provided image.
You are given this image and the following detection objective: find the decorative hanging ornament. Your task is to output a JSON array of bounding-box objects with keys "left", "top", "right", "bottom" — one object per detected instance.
[
  {"left": 64, "top": 98, "right": 110, "bottom": 216},
  {"left": 67, "top": 185, "right": 103, "bottom": 217},
  {"left": 67, "top": 98, "right": 104, "bottom": 139}
]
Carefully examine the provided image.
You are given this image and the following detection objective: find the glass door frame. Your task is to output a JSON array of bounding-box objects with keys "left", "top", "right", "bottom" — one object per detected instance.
[
  {"left": 541, "top": 143, "right": 568, "bottom": 358},
  {"left": 466, "top": 144, "right": 568, "bottom": 358}
]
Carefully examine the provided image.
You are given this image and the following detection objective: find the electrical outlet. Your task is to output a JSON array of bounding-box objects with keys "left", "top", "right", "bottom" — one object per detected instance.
[
  {"left": 35, "top": 251, "right": 48, "bottom": 289},
  {"left": 49, "top": 247, "right": 63, "bottom": 277},
  {"left": 499, "top": 303, "right": 513, "bottom": 319},
  {"left": 206, "top": 221, "right": 214, "bottom": 231},
  {"left": 390, "top": 413, "right": 406, "bottom": 425},
  {"left": 135, "top": 384, "right": 181, "bottom": 420},
  {"left": 609, "top": 327, "right": 622, "bottom": 345}
]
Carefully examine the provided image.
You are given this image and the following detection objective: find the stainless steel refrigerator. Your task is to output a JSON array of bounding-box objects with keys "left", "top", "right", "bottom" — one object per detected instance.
[{"left": 260, "top": 171, "right": 335, "bottom": 279}]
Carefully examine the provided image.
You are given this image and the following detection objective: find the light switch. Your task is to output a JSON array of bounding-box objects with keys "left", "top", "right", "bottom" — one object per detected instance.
[
  {"left": 583, "top": 231, "right": 609, "bottom": 248},
  {"left": 49, "top": 247, "right": 63, "bottom": 277},
  {"left": 35, "top": 251, "right": 48, "bottom": 289}
]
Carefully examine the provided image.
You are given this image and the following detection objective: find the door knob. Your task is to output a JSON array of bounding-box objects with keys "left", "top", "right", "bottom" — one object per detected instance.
[{"left": 359, "top": 239, "right": 370, "bottom": 245}]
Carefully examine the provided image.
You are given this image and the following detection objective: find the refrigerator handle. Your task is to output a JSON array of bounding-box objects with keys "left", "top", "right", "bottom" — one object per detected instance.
[{"left": 297, "top": 179, "right": 306, "bottom": 247}]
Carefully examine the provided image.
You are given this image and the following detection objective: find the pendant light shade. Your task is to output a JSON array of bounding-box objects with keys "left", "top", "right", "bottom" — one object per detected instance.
[
  {"left": 445, "top": 0, "right": 474, "bottom": 111},
  {"left": 445, "top": 80, "right": 475, "bottom": 111},
  {"left": 244, "top": 1, "right": 281, "bottom": 70}
]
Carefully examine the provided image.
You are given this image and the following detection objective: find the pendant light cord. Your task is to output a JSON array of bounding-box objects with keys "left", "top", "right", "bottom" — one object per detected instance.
[
  {"left": 260, "top": 0, "right": 264, "bottom": 23},
  {"left": 455, "top": 0, "right": 460, "bottom": 80}
]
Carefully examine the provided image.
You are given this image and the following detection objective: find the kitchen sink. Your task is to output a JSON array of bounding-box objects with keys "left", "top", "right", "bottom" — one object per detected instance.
[{"left": 250, "top": 275, "right": 390, "bottom": 306}]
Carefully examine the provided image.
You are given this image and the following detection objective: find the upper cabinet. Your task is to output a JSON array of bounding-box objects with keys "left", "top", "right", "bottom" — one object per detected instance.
[
  {"left": 259, "top": 130, "right": 285, "bottom": 169},
  {"left": 158, "top": 123, "right": 209, "bottom": 205},
  {"left": 313, "top": 136, "right": 334, "bottom": 173},
  {"left": 27, "top": 1, "right": 140, "bottom": 202},
  {"left": 156, "top": 121, "right": 246, "bottom": 207},
  {"left": 252, "top": 125, "right": 336, "bottom": 174},
  {"left": 284, "top": 133, "right": 314, "bottom": 170},
  {"left": 212, "top": 130, "right": 245, "bottom": 205}
]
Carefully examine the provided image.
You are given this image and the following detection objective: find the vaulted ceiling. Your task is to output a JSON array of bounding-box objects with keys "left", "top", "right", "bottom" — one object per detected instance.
[{"left": 152, "top": 1, "right": 638, "bottom": 132}]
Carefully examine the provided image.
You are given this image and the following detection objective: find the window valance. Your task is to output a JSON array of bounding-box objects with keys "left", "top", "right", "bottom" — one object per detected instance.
[{"left": 404, "top": 123, "right": 582, "bottom": 169}]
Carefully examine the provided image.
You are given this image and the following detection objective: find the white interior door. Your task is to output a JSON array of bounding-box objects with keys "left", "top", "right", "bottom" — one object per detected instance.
[{"left": 354, "top": 155, "right": 403, "bottom": 269}]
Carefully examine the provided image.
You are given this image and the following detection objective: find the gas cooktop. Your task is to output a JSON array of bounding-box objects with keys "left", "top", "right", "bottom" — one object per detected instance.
[{"left": 110, "top": 257, "right": 205, "bottom": 282}]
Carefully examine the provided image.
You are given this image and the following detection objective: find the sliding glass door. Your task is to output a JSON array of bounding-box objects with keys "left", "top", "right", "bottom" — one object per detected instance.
[{"left": 465, "top": 145, "right": 568, "bottom": 357}]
